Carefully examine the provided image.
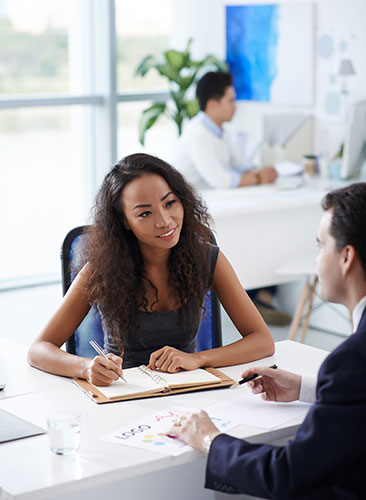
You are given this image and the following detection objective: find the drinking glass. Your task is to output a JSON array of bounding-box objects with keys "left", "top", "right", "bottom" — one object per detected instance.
[{"left": 47, "top": 411, "right": 81, "bottom": 455}]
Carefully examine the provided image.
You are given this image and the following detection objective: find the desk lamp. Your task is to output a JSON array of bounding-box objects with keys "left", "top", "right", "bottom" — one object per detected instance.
[{"left": 338, "top": 59, "right": 356, "bottom": 95}]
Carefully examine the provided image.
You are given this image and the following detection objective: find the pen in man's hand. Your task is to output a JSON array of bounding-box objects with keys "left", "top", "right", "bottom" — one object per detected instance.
[
  {"left": 89, "top": 340, "right": 127, "bottom": 383},
  {"left": 230, "top": 364, "right": 278, "bottom": 389}
]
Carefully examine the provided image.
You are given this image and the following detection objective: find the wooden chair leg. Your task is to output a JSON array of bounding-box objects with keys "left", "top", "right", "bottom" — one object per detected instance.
[
  {"left": 299, "top": 275, "right": 318, "bottom": 343},
  {"left": 288, "top": 280, "right": 311, "bottom": 341}
]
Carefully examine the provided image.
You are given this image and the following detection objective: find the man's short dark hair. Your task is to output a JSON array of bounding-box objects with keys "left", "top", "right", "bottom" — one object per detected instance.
[
  {"left": 196, "top": 71, "right": 233, "bottom": 111},
  {"left": 322, "top": 182, "right": 366, "bottom": 271}
]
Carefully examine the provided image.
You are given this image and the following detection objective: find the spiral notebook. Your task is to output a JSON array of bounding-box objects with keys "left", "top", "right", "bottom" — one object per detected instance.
[{"left": 73, "top": 365, "right": 235, "bottom": 404}]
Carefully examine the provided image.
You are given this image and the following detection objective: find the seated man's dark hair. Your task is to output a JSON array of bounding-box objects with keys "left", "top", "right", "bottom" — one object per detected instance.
[
  {"left": 322, "top": 182, "right": 366, "bottom": 271},
  {"left": 196, "top": 71, "right": 233, "bottom": 111}
]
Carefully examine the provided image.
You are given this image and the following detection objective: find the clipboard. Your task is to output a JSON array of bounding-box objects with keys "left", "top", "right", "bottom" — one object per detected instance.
[{"left": 73, "top": 367, "right": 235, "bottom": 404}]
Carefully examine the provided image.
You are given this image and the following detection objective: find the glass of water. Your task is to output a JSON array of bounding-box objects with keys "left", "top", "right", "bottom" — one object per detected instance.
[{"left": 47, "top": 411, "right": 81, "bottom": 455}]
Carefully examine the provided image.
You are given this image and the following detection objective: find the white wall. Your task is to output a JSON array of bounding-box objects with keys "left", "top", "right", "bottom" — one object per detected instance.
[{"left": 172, "top": 0, "right": 366, "bottom": 159}]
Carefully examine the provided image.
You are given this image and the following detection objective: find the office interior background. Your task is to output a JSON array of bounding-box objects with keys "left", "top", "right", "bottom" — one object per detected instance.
[{"left": 1, "top": 0, "right": 365, "bottom": 349}]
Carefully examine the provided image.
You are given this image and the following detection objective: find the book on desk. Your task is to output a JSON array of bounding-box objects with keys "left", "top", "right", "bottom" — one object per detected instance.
[{"left": 73, "top": 365, "right": 235, "bottom": 404}]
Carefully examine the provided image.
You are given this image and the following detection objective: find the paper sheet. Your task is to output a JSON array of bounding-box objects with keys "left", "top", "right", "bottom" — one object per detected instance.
[
  {"left": 275, "top": 161, "right": 303, "bottom": 177},
  {"left": 205, "top": 389, "right": 311, "bottom": 430},
  {"left": 101, "top": 405, "right": 237, "bottom": 456},
  {"left": 149, "top": 368, "right": 220, "bottom": 386}
]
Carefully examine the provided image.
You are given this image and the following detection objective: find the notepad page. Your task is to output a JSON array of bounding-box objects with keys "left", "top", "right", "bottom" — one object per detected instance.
[
  {"left": 93, "top": 367, "right": 221, "bottom": 399},
  {"left": 153, "top": 368, "right": 221, "bottom": 388},
  {"left": 93, "top": 367, "right": 163, "bottom": 399}
]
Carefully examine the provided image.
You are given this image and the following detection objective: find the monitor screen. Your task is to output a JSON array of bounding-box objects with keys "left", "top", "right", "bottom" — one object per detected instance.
[{"left": 341, "top": 100, "right": 366, "bottom": 179}]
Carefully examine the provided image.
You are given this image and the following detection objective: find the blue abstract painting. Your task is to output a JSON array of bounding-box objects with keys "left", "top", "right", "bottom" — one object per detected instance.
[{"left": 226, "top": 4, "right": 313, "bottom": 105}]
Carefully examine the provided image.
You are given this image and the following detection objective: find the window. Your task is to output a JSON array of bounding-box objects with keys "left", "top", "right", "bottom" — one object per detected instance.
[
  {"left": 1, "top": 1, "right": 173, "bottom": 288},
  {"left": 115, "top": 0, "right": 172, "bottom": 91},
  {"left": 117, "top": 101, "right": 176, "bottom": 162},
  {"left": 0, "top": 106, "right": 87, "bottom": 281},
  {"left": 0, "top": 0, "right": 71, "bottom": 94},
  {"left": 0, "top": 0, "right": 100, "bottom": 287},
  {"left": 115, "top": 0, "right": 174, "bottom": 166}
]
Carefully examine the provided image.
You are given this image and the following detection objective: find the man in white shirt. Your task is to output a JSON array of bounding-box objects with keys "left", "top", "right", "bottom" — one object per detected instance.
[
  {"left": 168, "top": 182, "right": 366, "bottom": 499},
  {"left": 175, "top": 71, "right": 289, "bottom": 325},
  {"left": 174, "top": 71, "right": 277, "bottom": 190}
]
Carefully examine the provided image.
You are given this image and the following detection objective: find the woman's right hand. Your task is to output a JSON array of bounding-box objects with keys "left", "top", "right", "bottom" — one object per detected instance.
[
  {"left": 86, "top": 353, "right": 123, "bottom": 386},
  {"left": 242, "top": 366, "right": 302, "bottom": 402}
]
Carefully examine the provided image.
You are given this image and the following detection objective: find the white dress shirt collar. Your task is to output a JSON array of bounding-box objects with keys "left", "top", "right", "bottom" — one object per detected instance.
[
  {"left": 199, "top": 111, "right": 223, "bottom": 138},
  {"left": 352, "top": 296, "right": 366, "bottom": 332}
]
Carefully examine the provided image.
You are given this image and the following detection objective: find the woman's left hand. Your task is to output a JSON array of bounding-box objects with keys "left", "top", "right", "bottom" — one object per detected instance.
[
  {"left": 165, "top": 410, "right": 219, "bottom": 452},
  {"left": 148, "top": 346, "right": 201, "bottom": 372}
]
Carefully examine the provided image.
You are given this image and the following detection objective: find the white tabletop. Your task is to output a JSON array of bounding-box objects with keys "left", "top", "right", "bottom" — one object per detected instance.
[
  {"left": 199, "top": 178, "right": 349, "bottom": 289},
  {"left": 0, "top": 338, "right": 329, "bottom": 500},
  {"left": 276, "top": 255, "right": 317, "bottom": 276},
  {"left": 201, "top": 177, "right": 348, "bottom": 217}
]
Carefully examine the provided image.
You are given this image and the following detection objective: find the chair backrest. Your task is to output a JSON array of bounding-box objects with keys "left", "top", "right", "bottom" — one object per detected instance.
[{"left": 61, "top": 226, "right": 222, "bottom": 358}]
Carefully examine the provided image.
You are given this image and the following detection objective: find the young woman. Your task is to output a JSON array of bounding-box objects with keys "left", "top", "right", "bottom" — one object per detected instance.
[{"left": 28, "top": 153, "right": 274, "bottom": 386}]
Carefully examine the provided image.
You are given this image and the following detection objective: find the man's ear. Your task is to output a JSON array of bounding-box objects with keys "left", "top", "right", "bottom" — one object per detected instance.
[
  {"left": 205, "top": 97, "right": 219, "bottom": 113},
  {"left": 342, "top": 245, "right": 356, "bottom": 275}
]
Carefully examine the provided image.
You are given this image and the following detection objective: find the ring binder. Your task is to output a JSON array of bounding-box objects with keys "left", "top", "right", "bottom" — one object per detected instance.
[{"left": 137, "top": 365, "right": 171, "bottom": 392}]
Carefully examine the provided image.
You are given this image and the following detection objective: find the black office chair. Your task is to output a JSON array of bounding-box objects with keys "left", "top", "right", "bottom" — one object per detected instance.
[{"left": 61, "top": 225, "right": 222, "bottom": 358}]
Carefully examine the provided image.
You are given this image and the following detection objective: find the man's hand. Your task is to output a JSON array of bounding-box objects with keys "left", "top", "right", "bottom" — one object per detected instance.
[
  {"left": 148, "top": 346, "right": 201, "bottom": 372},
  {"left": 242, "top": 366, "right": 301, "bottom": 402},
  {"left": 239, "top": 170, "right": 260, "bottom": 186},
  {"left": 85, "top": 353, "right": 123, "bottom": 386},
  {"left": 239, "top": 166, "right": 278, "bottom": 186},
  {"left": 257, "top": 166, "right": 278, "bottom": 184},
  {"left": 166, "top": 410, "right": 219, "bottom": 452}
]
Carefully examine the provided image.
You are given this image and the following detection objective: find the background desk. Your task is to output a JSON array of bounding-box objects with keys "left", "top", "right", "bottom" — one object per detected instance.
[
  {"left": 202, "top": 179, "right": 346, "bottom": 290},
  {"left": 0, "top": 338, "right": 328, "bottom": 500}
]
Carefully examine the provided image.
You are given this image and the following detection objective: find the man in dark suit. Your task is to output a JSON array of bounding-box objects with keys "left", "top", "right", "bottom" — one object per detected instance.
[{"left": 168, "top": 182, "right": 366, "bottom": 499}]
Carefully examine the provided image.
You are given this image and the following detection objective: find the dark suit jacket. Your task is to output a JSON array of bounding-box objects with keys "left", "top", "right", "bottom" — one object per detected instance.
[{"left": 206, "top": 307, "right": 366, "bottom": 499}]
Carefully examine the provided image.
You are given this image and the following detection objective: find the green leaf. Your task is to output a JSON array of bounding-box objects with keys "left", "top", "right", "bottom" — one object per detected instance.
[
  {"left": 135, "top": 55, "right": 158, "bottom": 76},
  {"left": 184, "top": 38, "right": 193, "bottom": 56},
  {"left": 155, "top": 63, "right": 179, "bottom": 82},
  {"left": 138, "top": 103, "right": 166, "bottom": 145},
  {"left": 172, "top": 111, "right": 184, "bottom": 135},
  {"left": 187, "top": 60, "right": 202, "bottom": 68},
  {"left": 170, "top": 90, "right": 185, "bottom": 112},
  {"left": 182, "top": 37, "right": 193, "bottom": 66},
  {"left": 179, "top": 74, "right": 195, "bottom": 91},
  {"left": 185, "top": 98, "right": 200, "bottom": 118},
  {"left": 164, "top": 50, "right": 185, "bottom": 70},
  {"left": 135, "top": 38, "right": 228, "bottom": 138}
]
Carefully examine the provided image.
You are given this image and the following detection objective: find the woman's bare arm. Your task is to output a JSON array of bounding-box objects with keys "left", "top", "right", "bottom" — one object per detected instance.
[
  {"left": 149, "top": 251, "right": 274, "bottom": 371},
  {"left": 27, "top": 266, "right": 123, "bottom": 384},
  {"left": 195, "top": 250, "right": 275, "bottom": 367}
]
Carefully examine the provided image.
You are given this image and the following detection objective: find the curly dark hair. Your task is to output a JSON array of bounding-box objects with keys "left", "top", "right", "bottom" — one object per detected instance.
[{"left": 82, "top": 153, "right": 213, "bottom": 349}]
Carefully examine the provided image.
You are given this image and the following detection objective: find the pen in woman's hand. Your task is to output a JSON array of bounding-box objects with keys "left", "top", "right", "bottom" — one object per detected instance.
[{"left": 89, "top": 340, "right": 127, "bottom": 383}]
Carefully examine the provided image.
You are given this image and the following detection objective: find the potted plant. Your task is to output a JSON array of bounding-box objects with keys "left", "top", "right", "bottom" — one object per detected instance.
[{"left": 135, "top": 38, "right": 228, "bottom": 145}]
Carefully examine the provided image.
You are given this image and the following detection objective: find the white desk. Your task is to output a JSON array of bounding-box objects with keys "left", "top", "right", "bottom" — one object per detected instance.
[
  {"left": 0, "top": 338, "right": 329, "bottom": 500},
  {"left": 202, "top": 178, "right": 347, "bottom": 289}
]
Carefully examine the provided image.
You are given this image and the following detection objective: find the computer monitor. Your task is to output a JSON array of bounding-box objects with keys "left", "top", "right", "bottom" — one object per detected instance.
[{"left": 341, "top": 99, "right": 366, "bottom": 179}]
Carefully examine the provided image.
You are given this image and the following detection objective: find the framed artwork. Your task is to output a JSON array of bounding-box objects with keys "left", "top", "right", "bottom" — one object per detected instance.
[{"left": 226, "top": 3, "right": 314, "bottom": 105}]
